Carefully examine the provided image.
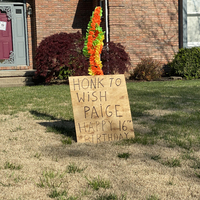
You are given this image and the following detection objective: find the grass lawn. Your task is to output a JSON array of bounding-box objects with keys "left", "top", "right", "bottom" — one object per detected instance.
[
  {"left": 127, "top": 79, "right": 200, "bottom": 150},
  {"left": 0, "top": 79, "right": 200, "bottom": 200},
  {"left": 1, "top": 79, "right": 200, "bottom": 150}
]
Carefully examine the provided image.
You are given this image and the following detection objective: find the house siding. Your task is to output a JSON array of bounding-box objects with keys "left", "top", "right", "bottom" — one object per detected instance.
[
  {"left": 27, "top": 0, "right": 93, "bottom": 69},
  {"left": 1, "top": 0, "right": 179, "bottom": 71},
  {"left": 109, "top": 0, "right": 179, "bottom": 69},
  {"left": 34, "top": 0, "right": 93, "bottom": 45}
]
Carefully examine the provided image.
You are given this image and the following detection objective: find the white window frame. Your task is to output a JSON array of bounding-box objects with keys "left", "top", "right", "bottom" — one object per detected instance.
[{"left": 183, "top": 0, "right": 200, "bottom": 48}]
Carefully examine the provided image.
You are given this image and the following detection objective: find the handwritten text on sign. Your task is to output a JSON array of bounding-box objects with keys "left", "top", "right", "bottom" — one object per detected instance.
[{"left": 69, "top": 75, "right": 134, "bottom": 143}]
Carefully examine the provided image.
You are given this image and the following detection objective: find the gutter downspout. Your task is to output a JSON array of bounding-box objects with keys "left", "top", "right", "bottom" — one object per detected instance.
[
  {"left": 179, "top": 0, "right": 183, "bottom": 48},
  {"left": 105, "top": 0, "right": 109, "bottom": 74}
]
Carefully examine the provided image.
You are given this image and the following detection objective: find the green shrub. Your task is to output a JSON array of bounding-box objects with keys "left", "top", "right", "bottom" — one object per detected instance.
[
  {"left": 169, "top": 47, "right": 200, "bottom": 79},
  {"left": 132, "top": 57, "right": 163, "bottom": 81}
]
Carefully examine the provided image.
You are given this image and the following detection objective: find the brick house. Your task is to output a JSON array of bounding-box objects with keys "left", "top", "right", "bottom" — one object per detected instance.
[{"left": 0, "top": 0, "right": 198, "bottom": 73}]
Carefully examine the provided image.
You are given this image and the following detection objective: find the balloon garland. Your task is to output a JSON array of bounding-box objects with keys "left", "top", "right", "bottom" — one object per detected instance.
[{"left": 83, "top": 6, "right": 105, "bottom": 75}]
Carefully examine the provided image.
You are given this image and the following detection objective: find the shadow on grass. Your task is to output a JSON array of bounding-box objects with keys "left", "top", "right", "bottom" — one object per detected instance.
[
  {"left": 30, "top": 110, "right": 58, "bottom": 120},
  {"left": 30, "top": 110, "right": 76, "bottom": 141}
]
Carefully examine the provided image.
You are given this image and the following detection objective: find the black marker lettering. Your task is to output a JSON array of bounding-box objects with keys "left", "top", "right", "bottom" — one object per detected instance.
[
  {"left": 88, "top": 122, "right": 95, "bottom": 132},
  {"left": 119, "top": 120, "right": 121, "bottom": 131},
  {"left": 96, "top": 121, "right": 100, "bottom": 131},
  {"left": 84, "top": 106, "right": 90, "bottom": 118},
  {"left": 115, "top": 78, "right": 121, "bottom": 86},
  {"left": 91, "top": 106, "right": 99, "bottom": 118},
  {"left": 114, "top": 133, "right": 118, "bottom": 140},
  {"left": 119, "top": 133, "right": 123, "bottom": 140},
  {"left": 105, "top": 105, "right": 112, "bottom": 117},
  {"left": 92, "top": 134, "right": 94, "bottom": 143},
  {"left": 84, "top": 135, "right": 91, "bottom": 143},
  {"left": 73, "top": 78, "right": 80, "bottom": 90},
  {"left": 100, "top": 91, "right": 107, "bottom": 101},
  {"left": 92, "top": 91, "right": 98, "bottom": 102},
  {"left": 97, "top": 78, "right": 104, "bottom": 88},
  {"left": 76, "top": 92, "right": 85, "bottom": 102},
  {"left": 90, "top": 78, "right": 96, "bottom": 89},
  {"left": 100, "top": 104, "right": 103, "bottom": 117},
  {"left": 78, "top": 122, "right": 86, "bottom": 133},
  {"left": 124, "top": 132, "right": 129, "bottom": 138},
  {"left": 108, "top": 134, "right": 112, "bottom": 141},
  {"left": 102, "top": 134, "right": 106, "bottom": 141},
  {"left": 81, "top": 78, "right": 89, "bottom": 89},
  {"left": 102, "top": 120, "right": 106, "bottom": 131},
  {"left": 115, "top": 105, "right": 123, "bottom": 117},
  {"left": 109, "top": 78, "right": 114, "bottom": 87},
  {"left": 108, "top": 120, "right": 112, "bottom": 131},
  {"left": 97, "top": 134, "right": 101, "bottom": 143}
]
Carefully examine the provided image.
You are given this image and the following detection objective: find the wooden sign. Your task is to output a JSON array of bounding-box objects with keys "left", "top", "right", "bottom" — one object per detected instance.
[{"left": 69, "top": 74, "right": 134, "bottom": 143}]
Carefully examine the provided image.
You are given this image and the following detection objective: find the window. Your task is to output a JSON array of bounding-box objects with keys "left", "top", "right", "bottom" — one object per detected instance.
[
  {"left": 0, "top": 0, "right": 24, "bottom": 2},
  {"left": 183, "top": 0, "right": 200, "bottom": 47}
]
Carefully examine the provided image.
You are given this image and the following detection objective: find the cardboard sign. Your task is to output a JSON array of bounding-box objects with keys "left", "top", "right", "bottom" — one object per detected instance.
[
  {"left": 0, "top": 21, "right": 6, "bottom": 31},
  {"left": 69, "top": 75, "right": 134, "bottom": 143}
]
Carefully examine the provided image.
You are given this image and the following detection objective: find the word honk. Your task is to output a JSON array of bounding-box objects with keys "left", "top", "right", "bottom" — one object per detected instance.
[
  {"left": 69, "top": 75, "right": 135, "bottom": 144},
  {"left": 73, "top": 77, "right": 104, "bottom": 90}
]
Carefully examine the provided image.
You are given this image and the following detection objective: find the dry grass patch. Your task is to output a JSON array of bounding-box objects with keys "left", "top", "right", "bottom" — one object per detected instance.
[{"left": 0, "top": 112, "right": 200, "bottom": 199}]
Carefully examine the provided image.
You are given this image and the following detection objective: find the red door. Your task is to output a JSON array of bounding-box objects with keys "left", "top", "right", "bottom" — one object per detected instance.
[{"left": 0, "top": 11, "right": 13, "bottom": 61}]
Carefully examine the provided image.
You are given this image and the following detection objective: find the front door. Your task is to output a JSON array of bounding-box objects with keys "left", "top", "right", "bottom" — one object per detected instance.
[
  {"left": 0, "top": 2, "right": 28, "bottom": 67},
  {"left": 0, "top": 10, "right": 13, "bottom": 62}
]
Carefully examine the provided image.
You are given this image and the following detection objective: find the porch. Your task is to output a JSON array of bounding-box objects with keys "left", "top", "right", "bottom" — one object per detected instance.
[{"left": 0, "top": 70, "right": 35, "bottom": 87}]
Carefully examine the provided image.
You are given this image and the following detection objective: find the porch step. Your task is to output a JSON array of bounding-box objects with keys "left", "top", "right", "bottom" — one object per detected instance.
[
  {"left": 169, "top": 76, "right": 183, "bottom": 80},
  {"left": 0, "top": 70, "right": 36, "bottom": 87}
]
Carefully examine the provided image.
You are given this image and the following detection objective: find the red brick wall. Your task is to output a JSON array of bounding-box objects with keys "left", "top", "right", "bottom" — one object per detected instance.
[
  {"left": 34, "top": 0, "right": 93, "bottom": 46},
  {"left": 23, "top": 0, "right": 93, "bottom": 69},
  {"left": 31, "top": 0, "right": 179, "bottom": 70},
  {"left": 1, "top": 0, "right": 93, "bottom": 70},
  {"left": 2, "top": 0, "right": 179, "bottom": 71},
  {"left": 109, "top": 0, "right": 179, "bottom": 69}
]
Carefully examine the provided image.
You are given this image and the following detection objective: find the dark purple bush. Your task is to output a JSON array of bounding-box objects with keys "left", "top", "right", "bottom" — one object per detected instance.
[
  {"left": 102, "top": 42, "right": 131, "bottom": 74},
  {"left": 34, "top": 32, "right": 131, "bottom": 83},
  {"left": 34, "top": 31, "right": 89, "bottom": 83}
]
